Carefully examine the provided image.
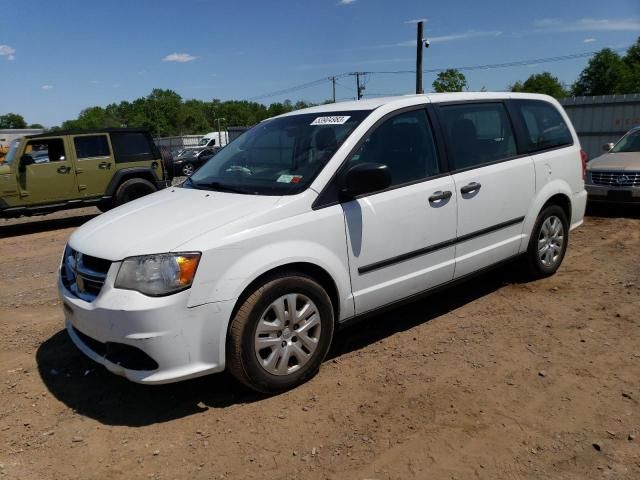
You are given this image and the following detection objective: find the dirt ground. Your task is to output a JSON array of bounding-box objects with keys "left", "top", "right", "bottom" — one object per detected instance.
[{"left": 0, "top": 205, "right": 639, "bottom": 480}]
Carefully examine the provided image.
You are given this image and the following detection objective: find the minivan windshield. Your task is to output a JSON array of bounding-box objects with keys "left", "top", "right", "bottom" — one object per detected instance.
[
  {"left": 184, "top": 110, "right": 371, "bottom": 195},
  {"left": 611, "top": 129, "right": 640, "bottom": 153},
  {"left": 3, "top": 139, "right": 21, "bottom": 166}
]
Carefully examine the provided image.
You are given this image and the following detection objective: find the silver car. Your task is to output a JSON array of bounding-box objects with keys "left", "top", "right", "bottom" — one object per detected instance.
[{"left": 586, "top": 126, "right": 640, "bottom": 204}]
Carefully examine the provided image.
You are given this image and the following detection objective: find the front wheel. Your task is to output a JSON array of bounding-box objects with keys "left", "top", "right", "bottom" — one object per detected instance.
[
  {"left": 525, "top": 205, "right": 569, "bottom": 279},
  {"left": 227, "top": 273, "right": 334, "bottom": 394},
  {"left": 182, "top": 163, "right": 195, "bottom": 176}
]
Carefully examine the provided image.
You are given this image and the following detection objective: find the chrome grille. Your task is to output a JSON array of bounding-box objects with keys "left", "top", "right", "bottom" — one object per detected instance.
[
  {"left": 61, "top": 247, "right": 111, "bottom": 301},
  {"left": 591, "top": 171, "right": 640, "bottom": 187}
]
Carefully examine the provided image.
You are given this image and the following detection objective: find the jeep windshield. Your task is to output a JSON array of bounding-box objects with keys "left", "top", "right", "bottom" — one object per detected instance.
[
  {"left": 3, "top": 139, "right": 21, "bottom": 166},
  {"left": 184, "top": 110, "right": 371, "bottom": 195}
]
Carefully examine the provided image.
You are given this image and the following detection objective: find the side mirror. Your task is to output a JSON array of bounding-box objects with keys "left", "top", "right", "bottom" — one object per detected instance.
[
  {"left": 341, "top": 162, "right": 392, "bottom": 198},
  {"left": 603, "top": 142, "right": 615, "bottom": 152},
  {"left": 19, "top": 154, "right": 34, "bottom": 173}
]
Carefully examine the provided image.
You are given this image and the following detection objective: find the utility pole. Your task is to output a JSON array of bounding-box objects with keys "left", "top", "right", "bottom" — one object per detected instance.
[
  {"left": 350, "top": 72, "right": 365, "bottom": 100},
  {"left": 328, "top": 76, "right": 337, "bottom": 103},
  {"left": 416, "top": 20, "right": 424, "bottom": 94}
]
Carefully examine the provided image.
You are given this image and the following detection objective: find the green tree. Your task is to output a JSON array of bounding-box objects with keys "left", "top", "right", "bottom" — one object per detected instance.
[
  {"left": 619, "top": 37, "right": 640, "bottom": 94},
  {"left": 572, "top": 48, "right": 627, "bottom": 96},
  {"left": 0, "top": 113, "right": 27, "bottom": 129},
  {"left": 511, "top": 72, "right": 568, "bottom": 98},
  {"left": 433, "top": 69, "right": 467, "bottom": 93},
  {"left": 28, "top": 123, "right": 44, "bottom": 129}
]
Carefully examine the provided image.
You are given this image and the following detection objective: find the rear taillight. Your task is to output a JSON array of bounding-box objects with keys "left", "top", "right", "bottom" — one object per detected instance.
[{"left": 580, "top": 149, "right": 588, "bottom": 180}]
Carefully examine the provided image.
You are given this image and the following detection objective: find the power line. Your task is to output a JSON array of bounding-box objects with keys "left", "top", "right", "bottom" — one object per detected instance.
[
  {"left": 245, "top": 47, "right": 630, "bottom": 103},
  {"left": 362, "top": 48, "right": 629, "bottom": 76},
  {"left": 248, "top": 73, "right": 349, "bottom": 101}
]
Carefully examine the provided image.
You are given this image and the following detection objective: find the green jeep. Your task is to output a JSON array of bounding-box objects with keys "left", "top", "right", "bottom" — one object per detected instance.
[{"left": 0, "top": 129, "right": 172, "bottom": 218}]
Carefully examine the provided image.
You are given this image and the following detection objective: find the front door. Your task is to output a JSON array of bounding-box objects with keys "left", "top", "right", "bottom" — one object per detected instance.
[
  {"left": 71, "top": 134, "right": 114, "bottom": 197},
  {"left": 18, "top": 137, "right": 77, "bottom": 204},
  {"left": 436, "top": 102, "right": 535, "bottom": 278},
  {"left": 341, "top": 108, "right": 457, "bottom": 314}
]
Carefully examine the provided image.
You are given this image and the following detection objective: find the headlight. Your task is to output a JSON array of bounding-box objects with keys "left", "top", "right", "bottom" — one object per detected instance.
[{"left": 115, "top": 253, "right": 201, "bottom": 296}]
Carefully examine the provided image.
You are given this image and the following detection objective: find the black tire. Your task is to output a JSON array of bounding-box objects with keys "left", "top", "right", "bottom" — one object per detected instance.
[
  {"left": 114, "top": 178, "right": 157, "bottom": 207},
  {"left": 227, "top": 272, "right": 335, "bottom": 394},
  {"left": 158, "top": 146, "right": 175, "bottom": 182},
  {"left": 525, "top": 205, "right": 569, "bottom": 279}
]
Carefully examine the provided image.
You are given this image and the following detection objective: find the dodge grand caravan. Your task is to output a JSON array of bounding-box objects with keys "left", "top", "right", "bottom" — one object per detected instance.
[{"left": 58, "top": 93, "right": 587, "bottom": 393}]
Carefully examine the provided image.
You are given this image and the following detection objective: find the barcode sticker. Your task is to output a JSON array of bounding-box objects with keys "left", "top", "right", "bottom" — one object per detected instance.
[{"left": 310, "top": 116, "right": 351, "bottom": 126}]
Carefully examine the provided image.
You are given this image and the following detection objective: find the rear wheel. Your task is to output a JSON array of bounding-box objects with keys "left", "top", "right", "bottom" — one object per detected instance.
[
  {"left": 525, "top": 205, "right": 569, "bottom": 279},
  {"left": 227, "top": 273, "right": 334, "bottom": 394},
  {"left": 114, "top": 178, "right": 157, "bottom": 207}
]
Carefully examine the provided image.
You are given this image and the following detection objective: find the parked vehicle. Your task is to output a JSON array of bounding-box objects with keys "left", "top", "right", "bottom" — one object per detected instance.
[
  {"left": 198, "top": 131, "right": 228, "bottom": 148},
  {"left": 0, "top": 129, "right": 172, "bottom": 218},
  {"left": 173, "top": 147, "right": 219, "bottom": 176},
  {"left": 175, "top": 131, "right": 229, "bottom": 158},
  {"left": 585, "top": 126, "right": 640, "bottom": 203},
  {"left": 58, "top": 93, "right": 587, "bottom": 393}
]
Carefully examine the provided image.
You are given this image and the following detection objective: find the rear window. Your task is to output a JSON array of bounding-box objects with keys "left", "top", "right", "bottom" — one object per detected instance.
[
  {"left": 110, "top": 132, "right": 156, "bottom": 163},
  {"left": 514, "top": 100, "right": 573, "bottom": 153},
  {"left": 74, "top": 135, "right": 111, "bottom": 159}
]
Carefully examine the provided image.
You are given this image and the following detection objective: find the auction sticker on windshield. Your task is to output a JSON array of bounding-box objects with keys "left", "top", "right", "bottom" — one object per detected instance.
[
  {"left": 310, "top": 116, "right": 351, "bottom": 125},
  {"left": 277, "top": 174, "right": 303, "bottom": 184}
]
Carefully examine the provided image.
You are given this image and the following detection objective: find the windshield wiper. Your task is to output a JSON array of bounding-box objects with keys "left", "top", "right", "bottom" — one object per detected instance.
[{"left": 190, "top": 180, "right": 254, "bottom": 195}]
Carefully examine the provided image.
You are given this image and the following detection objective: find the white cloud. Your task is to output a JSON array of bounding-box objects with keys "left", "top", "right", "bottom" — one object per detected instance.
[
  {"left": 41, "top": 85, "right": 53, "bottom": 90},
  {"left": 338, "top": 0, "right": 356, "bottom": 5},
  {"left": 162, "top": 52, "right": 197, "bottom": 63},
  {"left": 534, "top": 18, "right": 640, "bottom": 32},
  {"left": 0, "top": 44, "right": 15, "bottom": 60},
  {"left": 584, "top": 38, "right": 597, "bottom": 43},
  {"left": 405, "top": 18, "right": 428, "bottom": 24}
]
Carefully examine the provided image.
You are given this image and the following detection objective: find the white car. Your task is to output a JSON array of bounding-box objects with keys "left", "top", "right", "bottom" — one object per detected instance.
[{"left": 58, "top": 93, "right": 587, "bottom": 393}]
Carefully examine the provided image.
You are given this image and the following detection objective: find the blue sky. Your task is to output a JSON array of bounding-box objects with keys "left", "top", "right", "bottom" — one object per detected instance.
[{"left": 1, "top": 0, "right": 639, "bottom": 126}]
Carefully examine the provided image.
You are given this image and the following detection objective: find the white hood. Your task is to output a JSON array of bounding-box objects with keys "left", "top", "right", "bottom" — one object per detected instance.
[{"left": 69, "top": 188, "right": 283, "bottom": 261}]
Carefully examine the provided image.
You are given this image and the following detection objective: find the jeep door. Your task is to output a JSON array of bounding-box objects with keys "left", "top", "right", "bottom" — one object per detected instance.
[
  {"left": 435, "top": 101, "right": 535, "bottom": 278},
  {"left": 18, "top": 137, "right": 77, "bottom": 204},
  {"left": 71, "top": 134, "right": 114, "bottom": 197},
  {"left": 339, "top": 107, "right": 457, "bottom": 314}
]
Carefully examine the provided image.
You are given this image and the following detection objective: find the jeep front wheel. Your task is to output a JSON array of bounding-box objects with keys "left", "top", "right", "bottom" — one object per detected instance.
[{"left": 114, "top": 178, "right": 157, "bottom": 207}]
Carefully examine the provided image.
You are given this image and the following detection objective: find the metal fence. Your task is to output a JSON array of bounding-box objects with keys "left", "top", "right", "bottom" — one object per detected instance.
[
  {"left": 154, "top": 135, "right": 204, "bottom": 155},
  {"left": 560, "top": 94, "right": 640, "bottom": 160}
]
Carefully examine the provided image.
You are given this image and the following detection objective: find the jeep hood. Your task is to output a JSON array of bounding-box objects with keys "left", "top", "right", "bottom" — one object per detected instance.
[
  {"left": 588, "top": 152, "right": 640, "bottom": 171},
  {"left": 68, "top": 188, "right": 283, "bottom": 261}
]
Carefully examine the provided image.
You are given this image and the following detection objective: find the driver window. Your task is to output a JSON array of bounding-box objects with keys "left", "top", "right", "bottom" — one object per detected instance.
[
  {"left": 24, "top": 138, "right": 66, "bottom": 164},
  {"left": 346, "top": 109, "right": 439, "bottom": 187}
]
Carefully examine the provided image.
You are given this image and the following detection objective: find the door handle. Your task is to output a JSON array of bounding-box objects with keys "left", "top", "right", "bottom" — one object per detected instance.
[
  {"left": 460, "top": 182, "right": 481, "bottom": 194},
  {"left": 428, "top": 190, "right": 452, "bottom": 202},
  {"left": 98, "top": 161, "right": 111, "bottom": 170},
  {"left": 57, "top": 165, "right": 71, "bottom": 174}
]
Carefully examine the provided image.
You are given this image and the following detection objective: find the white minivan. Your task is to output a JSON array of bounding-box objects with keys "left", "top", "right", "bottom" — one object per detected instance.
[{"left": 58, "top": 93, "right": 587, "bottom": 393}]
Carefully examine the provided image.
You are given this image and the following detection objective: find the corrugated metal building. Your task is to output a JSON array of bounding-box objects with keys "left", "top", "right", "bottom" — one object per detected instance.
[{"left": 560, "top": 94, "right": 640, "bottom": 160}]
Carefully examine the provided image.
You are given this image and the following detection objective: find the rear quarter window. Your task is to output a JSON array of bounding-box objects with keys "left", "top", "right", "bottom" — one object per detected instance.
[
  {"left": 110, "top": 132, "right": 157, "bottom": 163},
  {"left": 74, "top": 135, "right": 111, "bottom": 159},
  {"left": 515, "top": 100, "right": 573, "bottom": 153}
]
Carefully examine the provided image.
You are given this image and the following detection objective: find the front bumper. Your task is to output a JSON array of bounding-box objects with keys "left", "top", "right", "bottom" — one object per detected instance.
[
  {"left": 585, "top": 183, "right": 640, "bottom": 203},
  {"left": 58, "top": 271, "right": 234, "bottom": 384}
]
